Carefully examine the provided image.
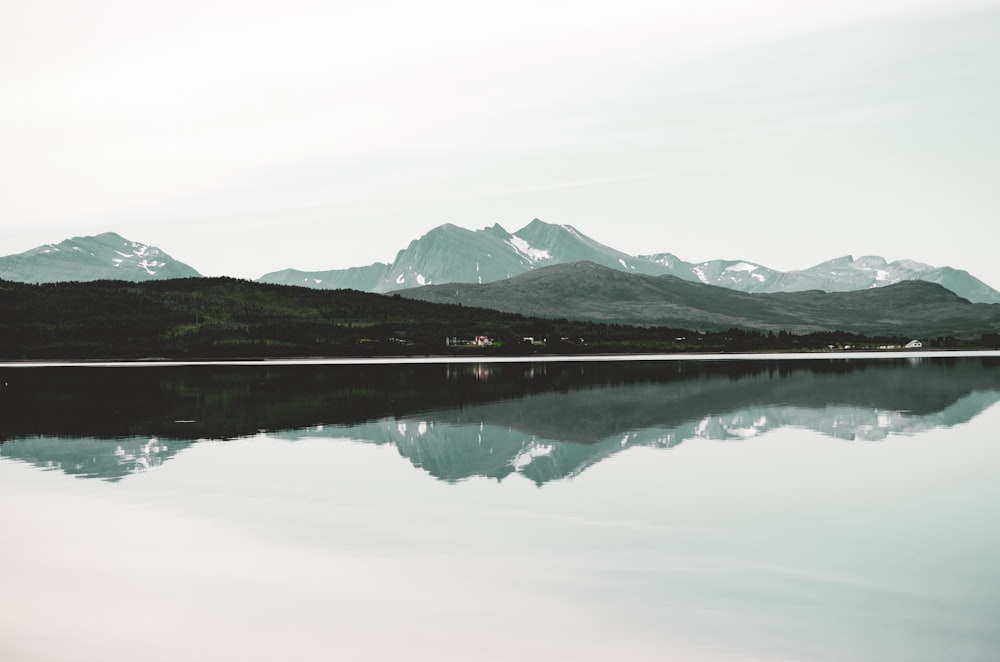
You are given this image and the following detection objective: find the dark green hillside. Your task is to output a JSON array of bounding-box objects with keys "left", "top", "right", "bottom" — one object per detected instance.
[
  {"left": 0, "top": 277, "right": 540, "bottom": 359},
  {"left": 400, "top": 262, "right": 1000, "bottom": 337}
]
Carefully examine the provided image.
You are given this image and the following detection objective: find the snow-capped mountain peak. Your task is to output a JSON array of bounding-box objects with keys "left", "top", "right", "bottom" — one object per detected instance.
[{"left": 0, "top": 232, "right": 202, "bottom": 283}]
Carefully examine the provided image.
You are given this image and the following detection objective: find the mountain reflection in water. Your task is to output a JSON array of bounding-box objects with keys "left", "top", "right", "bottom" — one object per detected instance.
[{"left": 2, "top": 357, "right": 999, "bottom": 483}]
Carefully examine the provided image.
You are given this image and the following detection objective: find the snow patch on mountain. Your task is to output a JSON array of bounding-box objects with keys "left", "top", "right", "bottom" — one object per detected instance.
[
  {"left": 506, "top": 236, "right": 551, "bottom": 262},
  {"left": 138, "top": 259, "right": 164, "bottom": 275}
]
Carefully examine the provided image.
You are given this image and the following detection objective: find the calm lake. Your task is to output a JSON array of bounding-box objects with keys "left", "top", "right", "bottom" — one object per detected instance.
[{"left": 2, "top": 356, "right": 999, "bottom": 661}]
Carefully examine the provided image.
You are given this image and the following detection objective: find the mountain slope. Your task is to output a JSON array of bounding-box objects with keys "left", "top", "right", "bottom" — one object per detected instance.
[
  {"left": 0, "top": 232, "right": 202, "bottom": 283},
  {"left": 640, "top": 253, "right": 780, "bottom": 290},
  {"left": 259, "top": 263, "right": 389, "bottom": 291},
  {"left": 398, "top": 261, "right": 1000, "bottom": 336},
  {"left": 513, "top": 218, "right": 666, "bottom": 275},
  {"left": 640, "top": 252, "right": 1000, "bottom": 303},
  {"left": 378, "top": 223, "right": 531, "bottom": 291}
]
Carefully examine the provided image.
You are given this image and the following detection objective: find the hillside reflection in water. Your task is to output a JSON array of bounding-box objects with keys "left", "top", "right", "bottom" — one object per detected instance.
[{"left": 2, "top": 357, "right": 999, "bottom": 483}]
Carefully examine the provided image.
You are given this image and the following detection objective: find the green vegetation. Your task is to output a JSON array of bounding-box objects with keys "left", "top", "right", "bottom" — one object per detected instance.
[{"left": 0, "top": 277, "right": 993, "bottom": 361}]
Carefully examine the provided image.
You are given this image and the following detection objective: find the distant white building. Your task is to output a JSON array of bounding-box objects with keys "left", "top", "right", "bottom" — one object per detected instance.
[{"left": 905, "top": 339, "right": 923, "bottom": 349}]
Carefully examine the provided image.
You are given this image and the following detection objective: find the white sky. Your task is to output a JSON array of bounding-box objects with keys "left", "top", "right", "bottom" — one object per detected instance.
[{"left": 2, "top": 0, "right": 999, "bottom": 286}]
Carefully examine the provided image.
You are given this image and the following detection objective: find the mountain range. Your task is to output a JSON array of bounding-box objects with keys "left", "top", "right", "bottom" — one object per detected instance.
[
  {"left": 258, "top": 219, "right": 1000, "bottom": 304},
  {"left": 4, "top": 221, "right": 996, "bottom": 304}
]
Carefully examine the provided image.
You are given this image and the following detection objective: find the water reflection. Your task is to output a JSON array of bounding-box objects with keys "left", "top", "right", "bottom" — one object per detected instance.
[{"left": 2, "top": 357, "right": 999, "bottom": 482}]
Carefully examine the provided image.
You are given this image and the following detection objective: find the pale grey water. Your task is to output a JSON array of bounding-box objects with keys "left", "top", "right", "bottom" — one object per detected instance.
[{"left": 1, "top": 357, "right": 999, "bottom": 661}]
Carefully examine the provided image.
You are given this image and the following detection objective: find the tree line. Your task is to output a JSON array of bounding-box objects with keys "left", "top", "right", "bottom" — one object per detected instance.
[{"left": 1, "top": 278, "right": 997, "bottom": 360}]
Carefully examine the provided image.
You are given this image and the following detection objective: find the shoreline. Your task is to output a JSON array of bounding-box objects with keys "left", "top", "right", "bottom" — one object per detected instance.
[{"left": 2, "top": 349, "right": 999, "bottom": 368}]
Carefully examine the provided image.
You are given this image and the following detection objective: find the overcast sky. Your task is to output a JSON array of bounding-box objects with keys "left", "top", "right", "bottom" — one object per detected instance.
[{"left": 3, "top": 0, "right": 999, "bottom": 286}]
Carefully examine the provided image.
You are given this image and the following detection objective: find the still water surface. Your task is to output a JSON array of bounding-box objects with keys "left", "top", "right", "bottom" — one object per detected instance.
[{"left": 2, "top": 357, "right": 999, "bottom": 661}]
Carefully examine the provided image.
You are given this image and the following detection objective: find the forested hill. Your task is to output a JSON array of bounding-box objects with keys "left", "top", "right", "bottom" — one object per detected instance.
[
  {"left": 0, "top": 276, "right": 697, "bottom": 359},
  {"left": 0, "top": 277, "right": 529, "bottom": 359},
  {"left": 400, "top": 261, "right": 1000, "bottom": 336},
  {"left": 0, "top": 276, "right": 997, "bottom": 360}
]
